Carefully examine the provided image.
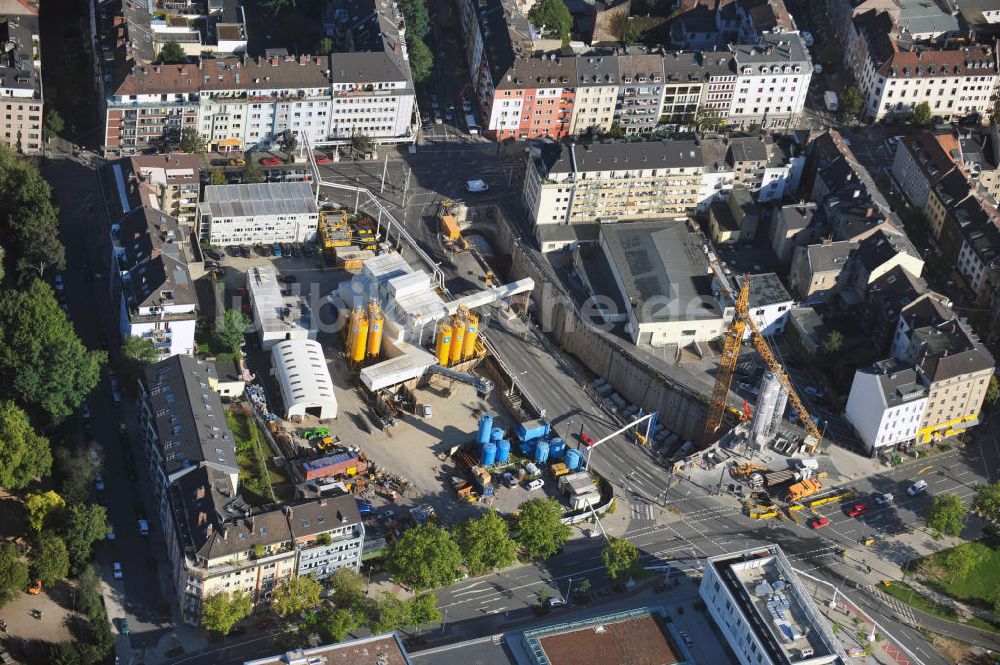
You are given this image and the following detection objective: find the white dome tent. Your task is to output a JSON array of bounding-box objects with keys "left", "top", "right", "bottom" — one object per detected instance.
[{"left": 270, "top": 339, "right": 337, "bottom": 420}]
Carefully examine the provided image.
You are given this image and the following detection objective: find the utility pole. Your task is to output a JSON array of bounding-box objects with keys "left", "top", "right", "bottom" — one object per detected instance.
[
  {"left": 402, "top": 168, "right": 411, "bottom": 206},
  {"left": 380, "top": 152, "right": 389, "bottom": 193},
  {"left": 564, "top": 577, "right": 574, "bottom": 603},
  {"left": 440, "top": 608, "right": 448, "bottom": 637}
]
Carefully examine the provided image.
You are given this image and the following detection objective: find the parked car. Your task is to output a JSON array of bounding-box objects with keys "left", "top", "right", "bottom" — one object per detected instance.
[
  {"left": 874, "top": 493, "right": 894, "bottom": 506},
  {"left": 808, "top": 516, "right": 830, "bottom": 529},
  {"left": 260, "top": 156, "right": 282, "bottom": 166},
  {"left": 580, "top": 433, "right": 595, "bottom": 446},
  {"left": 907, "top": 480, "right": 928, "bottom": 496},
  {"left": 430, "top": 94, "right": 440, "bottom": 109},
  {"left": 846, "top": 502, "right": 867, "bottom": 518},
  {"left": 801, "top": 31, "right": 814, "bottom": 47},
  {"left": 95, "top": 474, "right": 105, "bottom": 492},
  {"left": 356, "top": 500, "right": 376, "bottom": 516},
  {"left": 444, "top": 106, "right": 455, "bottom": 122},
  {"left": 465, "top": 179, "right": 489, "bottom": 193},
  {"left": 680, "top": 631, "right": 694, "bottom": 647},
  {"left": 314, "top": 153, "right": 331, "bottom": 164},
  {"left": 272, "top": 243, "right": 283, "bottom": 257},
  {"left": 277, "top": 274, "right": 298, "bottom": 284},
  {"left": 420, "top": 404, "right": 432, "bottom": 418},
  {"left": 502, "top": 472, "right": 516, "bottom": 488},
  {"left": 113, "top": 562, "right": 123, "bottom": 580},
  {"left": 137, "top": 518, "right": 149, "bottom": 536},
  {"left": 116, "top": 618, "right": 130, "bottom": 635},
  {"left": 462, "top": 99, "right": 473, "bottom": 113},
  {"left": 545, "top": 596, "right": 566, "bottom": 608},
  {"left": 804, "top": 386, "right": 825, "bottom": 399},
  {"left": 526, "top": 478, "right": 544, "bottom": 491}
]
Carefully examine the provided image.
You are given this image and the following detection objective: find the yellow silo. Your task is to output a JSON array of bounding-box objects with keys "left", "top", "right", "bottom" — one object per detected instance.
[
  {"left": 435, "top": 321, "right": 452, "bottom": 366},
  {"left": 351, "top": 309, "right": 369, "bottom": 363},
  {"left": 462, "top": 311, "right": 479, "bottom": 360},
  {"left": 366, "top": 300, "right": 383, "bottom": 359},
  {"left": 449, "top": 314, "right": 466, "bottom": 365}
]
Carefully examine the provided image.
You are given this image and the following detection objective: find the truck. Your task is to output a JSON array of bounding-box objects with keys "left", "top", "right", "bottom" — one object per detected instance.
[
  {"left": 824, "top": 91, "right": 838, "bottom": 112},
  {"left": 786, "top": 478, "right": 822, "bottom": 502},
  {"left": 465, "top": 114, "right": 480, "bottom": 135}
]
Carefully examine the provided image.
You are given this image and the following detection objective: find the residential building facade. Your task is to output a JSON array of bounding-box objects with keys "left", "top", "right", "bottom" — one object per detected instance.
[
  {"left": 200, "top": 182, "right": 319, "bottom": 246},
  {"left": 728, "top": 32, "right": 811, "bottom": 129},
  {"left": 287, "top": 498, "right": 364, "bottom": 580},
  {"left": 845, "top": 359, "right": 928, "bottom": 453},
  {"left": 0, "top": 12, "right": 42, "bottom": 154},
  {"left": 569, "top": 55, "right": 620, "bottom": 135}
]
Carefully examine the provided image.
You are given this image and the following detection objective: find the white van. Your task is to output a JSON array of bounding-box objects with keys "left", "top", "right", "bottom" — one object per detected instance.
[{"left": 526, "top": 479, "right": 544, "bottom": 491}]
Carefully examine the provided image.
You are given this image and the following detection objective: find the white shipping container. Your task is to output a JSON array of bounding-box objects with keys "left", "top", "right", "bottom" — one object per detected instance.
[{"left": 388, "top": 270, "right": 432, "bottom": 299}]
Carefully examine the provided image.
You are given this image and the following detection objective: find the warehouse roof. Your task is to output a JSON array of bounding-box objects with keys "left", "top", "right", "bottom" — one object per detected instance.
[
  {"left": 601, "top": 221, "right": 718, "bottom": 324},
  {"left": 247, "top": 266, "right": 314, "bottom": 338},
  {"left": 203, "top": 182, "right": 317, "bottom": 219}
]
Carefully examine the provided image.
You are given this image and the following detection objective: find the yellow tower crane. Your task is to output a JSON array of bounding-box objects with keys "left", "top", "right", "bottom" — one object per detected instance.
[{"left": 702, "top": 274, "right": 823, "bottom": 452}]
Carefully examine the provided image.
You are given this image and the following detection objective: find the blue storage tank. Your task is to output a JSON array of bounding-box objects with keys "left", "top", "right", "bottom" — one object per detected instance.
[
  {"left": 565, "top": 448, "right": 581, "bottom": 471},
  {"left": 534, "top": 440, "right": 550, "bottom": 464},
  {"left": 477, "top": 414, "right": 493, "bottom": 446},
  {"left": 480, "top": 442, "right": 497, "bottom": 466},
  {"left": 496, "top": 439, "right": 511, "bottom": 463},
  {"left": 519, "top": 440, "right": 536, "bottom": 456},
  {"left": 548, "top": 438, "right": 565, "bottom": 460},
  {"left": 490, "top": 427, "right": 504, "bottom": 443}
]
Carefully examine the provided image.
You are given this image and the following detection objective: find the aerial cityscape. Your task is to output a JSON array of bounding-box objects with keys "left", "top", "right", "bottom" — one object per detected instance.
[{"left": 0, "top": 0, "right": 998, "bottom": 662}]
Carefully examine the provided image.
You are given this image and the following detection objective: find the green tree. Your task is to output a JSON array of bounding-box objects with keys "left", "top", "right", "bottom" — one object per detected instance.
[
  {"left": 278, "top": 131, "right": 298, "bottom": 155},
  {"left": 602, "top": 537, "right": 639, "bottom": 581},
  {"left": 217, "top": 309, "right": 250, "bottom": 354},
  {"left": 527, "top": 0, "right": 572, "bottom": 41},
  {"left": 973, "top": 481, "right": 1000, "bottom": 524},
  {"left": 179, "top": 126, "right": 207, "bottom": 154},
  {"left": 25, "top": 490, "right": 65, "bottom": 532},
  {"left": 0, "top": 401, "right": 52, "bottom": 489},
  {"left": 210, "top": 170, "right": 228, "bottom": 186},
  {"left": 315, "top": 37, "right": 333, "bottom": 54},
  {"left": 272, "top": 575, "right": 323, "bottom": 617},
  {"left": 397, "top": 0, "right": 429, "bottom": 39},
  {"left": 385, "top": 524, "right": 462, "bottom": 589},
  {"left": 408, "top": 592, "right": 442, "bottom": 631},
  {"left": 912, "top": 101, "right": 933, "bottom": 127},
  {"left": 201, "top": 590, "right": 252, "bottom": 635},
  {"left": 121, "top": 335, "right": 159, "bottom": 369},
  {"left": 407, "top": 37, "right": 433, "bottom": 83},
  {"left": 351, "top": 133, "right": 375, "bottom": 157},
  {"left": 621, "top": 20, "right": 641, "bottom": 45},
  {"left": 0, "top": 543, "right": 29, "bottom": 605},
  {"left": 924, "top": 493, "right": 966, "bottom": 539},
  {"left": 455, "top": 510, "right": 517, "bottom": 574},
  {"left": 374, "top": 591, "right": 411, "bottom": 633},
  {"left": 328, "top": 567, "right": 366, "bottom": 609},
  {"left": 942, "top": 542, "right": 987, "bottom": 583},
  {"left": 0, "top": 280, "right": 105, "bottom": 421},
  {"left": 840, "top": 86, "right": 863, "bottom": 120},
  {"left": 62, "top": 504, "right": 109, "bottom": 572},
  {"left": 985, "top": 375, "right": 999, "bottom": 407},
  {"left": 0, "top": 147, "right": 66, "bottom": 278},
  {"left": 517, "top": 498, "right": 571, "bottom": 560},
  {"left": 822, "top": 330, "right": 844, "bottom": 354},
  {"left": 156, "top": 41, "right": 188, "bottom": 64},
  {"left": 44, "top": 109, "right": 65, "bottom": 140},
  {"left": 54, "top": 447, "right": 95, "bottom": 505},
  {"left": 76, "top": 564, "right": 103, "bottom": 619},
  {"left": 605, "top": 123, "right": 625, "bottom": 140},
  {"left": 31, "top": 532, "right": 69, "bottom": 586},
  {"left": 243, "top": 162, "right": 265, "bottom": 183},
  {"left": 322, "top": 607, "right": 361, "bottom": 642},
  {"left": 48, "top": 642, "right": 81, "bottom": 665}
]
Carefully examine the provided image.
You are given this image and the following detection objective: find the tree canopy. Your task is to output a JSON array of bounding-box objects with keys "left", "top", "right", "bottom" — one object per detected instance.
[
  {"left": 0, "top": 543, "right": 28, "bottom": 605},
  {"left": 840, "top": 86, "right": 863, "bottom": 120},
  {"left": 272, "top": 575, "right": 323, "bottom": 617},
  {"left": 973, "top": 481, "right": 1000, "bottom": 524},
  {"left": 327, "top": 567, "right": 365, "bottom": 609},
  {"left": 455, "top": 510, "right": 517, "bottom": 574},
  {"left": 0, "top": 400, "right": 52, "bottom": 489},
  {"left": 62, "top": 504, "right": 109, "bottom": 572},
  {"left": 396, "top": 0, "right": 429, "bottom": 40},
  {"left": 157, "top": 41, "right": 187, "bottom": 64},
  {"left": 517, "top": 498, "right": 571, "bottom": 559},
  {"left": 278, "top": 131, "right": 298, "bottom": 155},
  {"left": 385, "top": 524, "right": 462, "bottom": 589},
  {"left": 912, "top": 102, "right": 933, "bottom": 127},
  {"left": 374, "top": 591, "right": 411, "bottom": 633},
  {"left": 54, "top": 446, "right": 95, "bottom": 505},
  {"left": 527, "top": 0, "right": 572, "bottom": 41},
  {"left": 924, "top": 493, "right": 966, "bottom": 539},
  {"left": 322, "top": 608, "right": 362, "bottom": 643},
  {"left": 941, "top": 542, "right": 988, "bottom": 583},
  {"left": 210, "top": 171, "right": 228, "bottom": 186},
  {"left": 243, "top": 162, "right": 265, "bottom": 183},
  {"left": 0, "top": 146, "right": 66, "bottom": 279},
  {"left": 407, "top": 38, "right": 433, "bottom": 84},
  {"left": 602, "top": 537, "right": 639, "bottom": 581},
  {"left": 32, "top": 532, "right": 69, "bottom": 586},
  {"left": 201, "top": 590, "right": 252, "bottom": 635},
  {"left": 217, "top": 309, "right": 250, "bottom": 353},
  {"left": 179, "top": 127, "right": 207, "bottom": 154},
  {"left": 25, "top": 490, "right": 65, "bottom": 532},
  {"left": 0, "top": 280, "right": 105, "bottom": 422},
  {"left": 821, "top": 330, "right": 844, "bottom": 354}
]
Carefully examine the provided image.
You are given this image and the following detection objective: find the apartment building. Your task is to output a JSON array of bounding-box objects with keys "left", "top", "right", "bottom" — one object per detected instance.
[
  {"left": 659, "top": 50, "right": 732, "bottom": 126},
  {"left": 615, "top": 54, "right": 666, "bottom": 135},
  {"left": 926, "top": 168, "right": 997, "bottom": 262},
  {"left": 0, "top": 12, "right": 42, "bottom": 154},
  {"left": 139, "top": 356, "right": 365, "bottom": 624},
  {"left": 728, "top": 32, "right": 811, "bottom": 129},
  {"left": 891, "top": 132, "right": 964, "bottom": 208},
  {"left": 771, "top": 202, "right": 818, "bottom": 266},
  {"left": 891, "top": 305, "right": 995, "bottom": 443},
  {"left": 788, "top": 240, "right": 858, "bottom": 301},
  {"left": 846, "top": 359, "right": 929, "bottom": 453},
  {"left": 200, "top": 182, "right": 319, "bottom": 246},
  {"left": 735, "top": 0, "right": 796, "bottom": 43},
  {"left": 149, "top": 0, "right": 248, "bottom": 57},
  {"left": 92, "top": 0, "right": 414, "bottom": 156},
  {"left": 956, "top": 219, "right": 1000, "bottom": 298},
  {"left": 850, "top": 229, "right": 924, "bottom": 298},
  {"left": 287, "top": 498, "right": 364, "bottom": 580},
  {"left": 489, "top": 56, "right": 576, "bottom": 141},
  {"left": 569, "top": 55, "right": 620, "bottom": 136},
  {"left": 110, "top": 153, "right": 201, "bottom": 226},
  {"left": 523, "top": 140, "right": 704, "bottom": 241},
  {"left": 850, "top": 9, "right": 998, "bottom": 122}
]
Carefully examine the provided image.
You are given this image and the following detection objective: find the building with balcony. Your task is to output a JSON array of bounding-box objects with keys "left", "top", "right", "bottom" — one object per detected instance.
[
  {"left": 523, "top": 140, "right": 705, "bottom": 245},
  {"left": 0, "top": 12, "right": 42, "bottom": 154},
  {"left": 488, "top": 56, "right": 576, "bottom": 141},
  {"left": 615, "top": 54, "right": 666, "bottom": 135},
  {"left": 700, "top": 545, "right": 846, "bottom": 665},
  {"left": 846, "top": 358, "right": 928, "bottom": 453},
  {"left": 659, "top": 50, "right": 732, "bottom": 126},
  {"left": 149, "top": 0, "right": 248, "bottom": 57},
  {"left": 110, "top": 153, "right": 201, "bottom": 227},
  {"left": 109, "top": 207, "right": 198, "bottom": 359},
  {"left": 569, "top": 55, "right": 620, "bottom": 136},
  {"left": 287, "top": 497, "right": 364, "bottom": 580},
  {"left": 200, "top": 182, "right": 319, "bottom": 246}
]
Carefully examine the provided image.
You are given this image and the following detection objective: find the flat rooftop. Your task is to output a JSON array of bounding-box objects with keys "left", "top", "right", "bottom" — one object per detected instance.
[
  {"left": 709, "top": 547, "right": 841, "bottom": 665},
  {"left": 522, "top": 607, "right": 683, "bottom": 665},
  {"left": 247, "top": 266, "right": 313, "bottom": 337},
  {"left": 203, "top": 182, "right": 317, "bottom": 219},
  {"left": 600, "top": 221, "right": 717, "bottom": 323},
  {"left": 244, "top": 633, "right": 411, "bottom": 665}
]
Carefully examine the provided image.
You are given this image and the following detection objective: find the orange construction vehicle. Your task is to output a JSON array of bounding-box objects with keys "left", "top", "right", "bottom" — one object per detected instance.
[
  {"left": 27, "top": 579, "right": 42, "bottom": 595},
  {"left": 786, "top": 478, "right": 822, "bottom": 502}
]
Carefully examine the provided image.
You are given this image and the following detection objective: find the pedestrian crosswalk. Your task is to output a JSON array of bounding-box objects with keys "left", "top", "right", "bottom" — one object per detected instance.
[
  {"left": 867, "top": 586, "right": 917, "bottom": 625},
  {"left": 630, "top": 501, "right": 655, "bottom": 521}
]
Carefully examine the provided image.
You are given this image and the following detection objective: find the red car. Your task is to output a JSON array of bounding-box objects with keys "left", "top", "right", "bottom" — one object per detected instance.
[
  {"left": 809, "top": 516, "right": 830, "bottom": 529},
  {"left": 314, "top": 153, "right": 331, "bottom": 164},
  {"left": 580, "top": 433, "right": 595, "bottom": 446},
  {"left": 846, "top": 503, "right": 868, "bottom": 518},
  {"left": 259, "top": 156, "right": 282, "bottom": 166}
]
